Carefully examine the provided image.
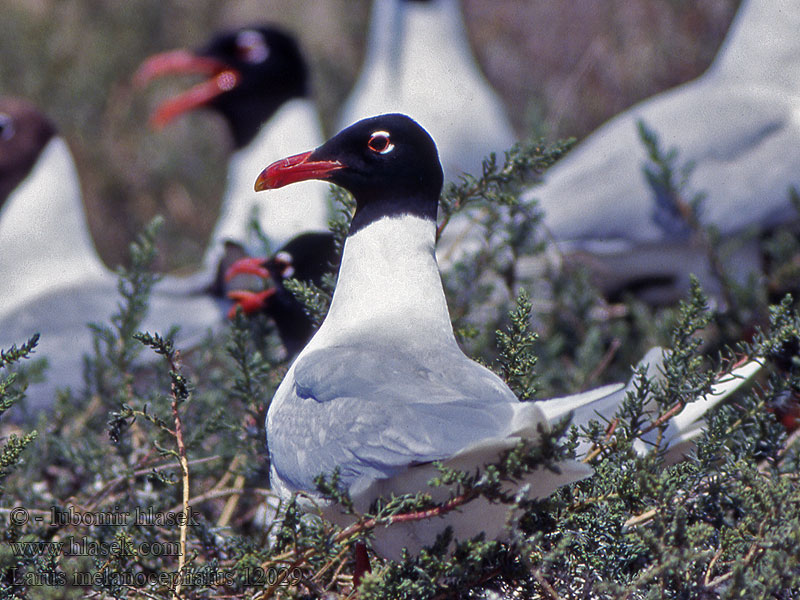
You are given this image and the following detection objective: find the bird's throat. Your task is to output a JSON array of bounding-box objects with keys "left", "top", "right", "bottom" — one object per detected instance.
[{"left": 313, "top": 214, "right": 454, "bottom": 349}]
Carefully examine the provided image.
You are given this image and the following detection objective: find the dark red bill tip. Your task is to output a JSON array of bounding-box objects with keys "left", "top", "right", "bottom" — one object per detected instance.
[{"left": 254, "top": 151, "right": 344, "bottom": 191}]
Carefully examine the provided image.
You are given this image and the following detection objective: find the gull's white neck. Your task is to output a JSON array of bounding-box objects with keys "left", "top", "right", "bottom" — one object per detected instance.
[
  {"left": 308, "top": 214, "right": 456, "bottom": 351},
  {"left": 0, "top": 137, "right": 107, "bottom": 317},
  {"left": 709, "top": 0, "right": 800, "bottom": 93},
  {"left": 349, "top": 0, "right": 478, "bottom": 109},
  {"left": 402, "top": 0, "right": 474, "bottom": 61},
  {"left": 204, "top": 98, "right": 329, "bottom": 267}
]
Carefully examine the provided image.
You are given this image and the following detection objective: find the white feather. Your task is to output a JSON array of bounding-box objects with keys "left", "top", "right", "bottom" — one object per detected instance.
[
  {"left": 338, "top": 0, "right": 516, "bottom": 182},
  {"left": 524, "top": 0, "right": 800, "bottom": 302},
  {"left": 0, "top": 137, "right": 106, "bottom": 320},
  {"left": 202, "top": 98, "right": 331, "bottom": 268}
]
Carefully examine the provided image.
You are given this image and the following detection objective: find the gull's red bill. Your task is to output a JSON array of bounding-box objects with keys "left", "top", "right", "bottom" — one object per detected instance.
[
  {"left": 254, "top": 151, "right": 344, "bottom": 191},
  {"left": 133, "top": 50, "right": 240, "bottom": 129},
  {"left": 133, "top": 50, "right": 228, "bottom": 86},
  {"left": 227, "top": 288, "right": 277, "bottom": 319},
  {"left": 225, "top": 257, "right": 270, "bottom": 282}
]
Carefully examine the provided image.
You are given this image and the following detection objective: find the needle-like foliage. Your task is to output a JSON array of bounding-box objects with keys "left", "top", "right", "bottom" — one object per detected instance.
[{"left": 1, "top": 134, "right": 799, "bottom": 599}]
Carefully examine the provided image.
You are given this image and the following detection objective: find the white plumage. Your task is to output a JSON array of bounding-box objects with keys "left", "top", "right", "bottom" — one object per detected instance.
[
  {"left": 199, "top": 98, "right": 330, "bottom": 271},
  {"left": 338, "top": 0, "right": 516, "bottom": 182},
  {"left": 524, "top": 0, "right": 800, "bottom": 302},
  {"left": 0, "top": 104, "right": 222, "bottom": 416}
]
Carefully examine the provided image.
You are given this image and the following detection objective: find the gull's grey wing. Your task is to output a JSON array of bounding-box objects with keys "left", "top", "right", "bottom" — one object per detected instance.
[
  {"left": 268, "top": 341, "right": 530, "bottom": 495},
  {"left": 532, "top": 81, "right": 798, "bottom": 246}
]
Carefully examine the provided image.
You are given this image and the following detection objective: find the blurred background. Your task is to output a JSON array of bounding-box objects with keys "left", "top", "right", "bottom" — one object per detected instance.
[{"left": 0, "top": 0, "right": 739, "bottom": 272}]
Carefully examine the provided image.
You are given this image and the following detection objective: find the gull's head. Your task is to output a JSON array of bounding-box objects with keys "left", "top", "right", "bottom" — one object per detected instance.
[
  {"left": 255, "top": 114, "right": 444, "bottom": 230},
  {"left": 134, "top": 25, "right": 308, "bottom": 145}
]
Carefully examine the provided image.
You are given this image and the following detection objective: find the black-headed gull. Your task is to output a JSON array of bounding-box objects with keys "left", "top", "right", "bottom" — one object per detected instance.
[
  {"left": 254, "top": 114, "right": 762, "bottom": 559},
  {"left": 135, "top": 25, "right": 331, "bottom": 284},
  {"left": 0, "top": 97, "right": 106, "bottom": 321},
  {"left": 225, "top": 231, "right": 338, "bottom": 357},
  {"left": 254, "top": 113, "right": 593, "bottom": 559}
]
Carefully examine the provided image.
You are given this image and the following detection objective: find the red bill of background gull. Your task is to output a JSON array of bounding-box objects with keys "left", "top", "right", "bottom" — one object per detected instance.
[
  {"left": 225, "top": 231, "right": 338, "bottom": 357},
  {"left": 135, "top": 25, "right": 331, "bottom": 295}
]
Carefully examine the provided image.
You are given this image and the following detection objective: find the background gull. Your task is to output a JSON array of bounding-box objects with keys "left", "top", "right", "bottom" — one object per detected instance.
[
  {"left": 523, "top": 0, "right": 800, "bottom": 303},
  {"left": 0, "top": 98, "right": 222, "bottom": 417},
  {"left": 135, "top": 24, "right": 332, "bottom": 294}
]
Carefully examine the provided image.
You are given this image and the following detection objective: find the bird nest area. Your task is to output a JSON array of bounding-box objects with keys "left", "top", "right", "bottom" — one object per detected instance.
[{"left": 1, "top": 141, "right": 800, "bottom": 599}]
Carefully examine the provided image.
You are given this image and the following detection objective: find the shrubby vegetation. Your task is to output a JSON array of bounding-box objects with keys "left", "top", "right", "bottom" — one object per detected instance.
[{"left": 1, "top": 130, "right": 799, "bottom": 599}]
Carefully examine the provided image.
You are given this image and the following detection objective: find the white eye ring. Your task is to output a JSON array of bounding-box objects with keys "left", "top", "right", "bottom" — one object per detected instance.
[
  {"left": 367, "top": 130, "right": 394, "bottom": 154},
  {"left": 236, "top": 30, "right": 270, "bottom": 63},
  {"left": 274, "top": 251, "right": 295, "bottom": 278},
  {"left": 0, "top": 114, "right": 15, "bottom": 141}
]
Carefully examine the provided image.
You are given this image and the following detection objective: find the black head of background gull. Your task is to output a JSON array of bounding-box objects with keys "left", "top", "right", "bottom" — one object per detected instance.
[
  {"left": 0, "top": 97, "right": 56, "bottom": 210},
  {"left": 226, "top": 231, "right": 338, "bottom": 356},
  {"left": 134, "top": 24, "right": 328, "bottom": 301},
  {"left": 197, "top": 26, "right": 309, "bottom": 148},
  {"left": 135, "top": 25, "right": 309, "bottom": 149},
  {"left": 256, "top": 113, "right": 443, "bottom": 234}
]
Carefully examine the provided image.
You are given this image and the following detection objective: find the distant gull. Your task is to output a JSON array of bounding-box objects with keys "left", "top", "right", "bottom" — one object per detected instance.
[
  {"left": 135, "top": 24, "right": 331, "bottom": 293},
  {"left": 523, "top": 0, "right": 800, "bottom": 303},
  {"left": 225, "top": 231, "right": 338, "bottom": 357},
  {"left": 0, "top": 98, "right": 222, "bottom": 417}
]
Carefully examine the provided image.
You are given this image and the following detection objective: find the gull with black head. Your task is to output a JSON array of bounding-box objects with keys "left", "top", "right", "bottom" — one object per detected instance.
[
  {"left": 254, "top": 113, "right": 592, "bottom": 560},
  {"left": 135, "top": 25, "right": 331, "bottom": 292},
  {"left": 225, "top": 231, "right": 338, "bottom": 357},
  {"left": 254, "top": 114, "right": 764, "bottom": 561}
]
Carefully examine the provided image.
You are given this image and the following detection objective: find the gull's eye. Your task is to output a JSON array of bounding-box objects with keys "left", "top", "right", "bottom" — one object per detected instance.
[
  {"left": 235, "top": 30, "right": 270, "bottom": 64},
  {"left": 0, "top": 114, "right": 15, "bottom": 141},
  {"left": 367, "top": 130, "right": 394, "bottom": 155}
]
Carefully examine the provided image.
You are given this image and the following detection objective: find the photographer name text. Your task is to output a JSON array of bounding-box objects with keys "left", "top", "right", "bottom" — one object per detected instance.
[{"left": 9, "top": 506, "right": 199, "bottom": 527}]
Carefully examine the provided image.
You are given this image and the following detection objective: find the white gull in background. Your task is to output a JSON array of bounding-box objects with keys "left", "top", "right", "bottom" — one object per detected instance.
[
  {"left": 252, "top": 113, "right": 759, "bottom": 561},
  {"left": 524, "top": 0, "right": 800, "bottom": 303},
  {"left": 338, "top": 0, "right": 515, "bottom": 182},
  {"left": 0, "top": 97, "right": 106, "bottom": 320},
  {"left": 338, "top": 0, "right": 517, "bottom": 267},
  {"left": 0, "top": 98, "right": 222, "bottom": 417}
]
